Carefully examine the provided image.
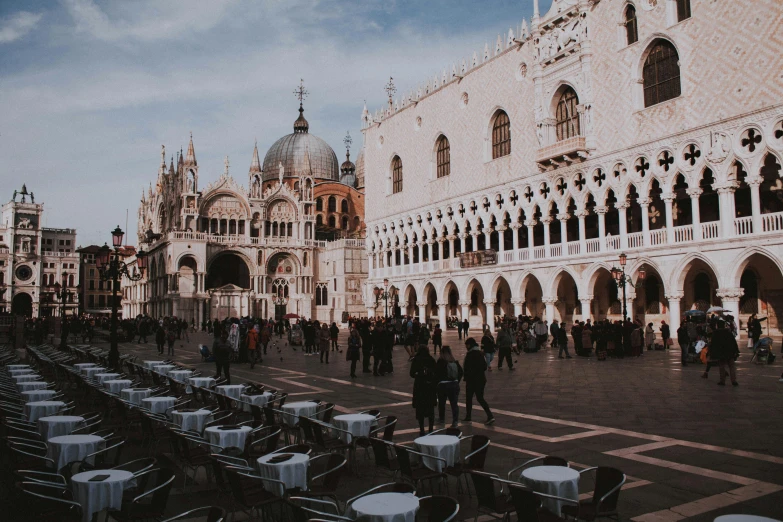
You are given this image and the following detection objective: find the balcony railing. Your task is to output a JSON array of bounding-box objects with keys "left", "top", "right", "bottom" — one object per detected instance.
[
  {"left": 762, "top": 211, "right": 783, "bottom": 232},
  {"left": 650, "top": 229, "right": 667, "bottom": 246},
  {"left": 535, "top": 136, "right": 588, "bottom": 166},
  {"left": 701, "top": 221, "right": 720, "bottom": 240},
  {"left": 627, "top": 231, "right": 644, "bottom": 249},
  {"left": 673, "top": 225, "right": 693, "bottom": 243},
  {"left": 735, "top": 216, "right": 753, "bottom": 236}
]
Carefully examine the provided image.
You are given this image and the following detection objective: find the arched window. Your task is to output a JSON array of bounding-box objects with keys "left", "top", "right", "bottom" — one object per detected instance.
[
  {"left": 341, "top": 216, "right": 349, "bottom": 229},
  {"left": 392, "top": 156, "right": 403, "bottom": 194},
  {"left": 555, "top": 87, "right": 580, "bottom": 141},
  {"left": 491, "top": 111, "right": 511, "bottom": 159},
  {"left": 316, "top": 214, "right": 323, "bottom": 226},
  {"left": 340, "top": 199, "right": 349, "bottom": 213},
  {"left": 328, "top": 215, "right": 336, "bottom": 228},
  {"left": 315, "top": 198, "right": 323, "bottom": 211},
  {"left": 436, "top": 135, "right": 451, "bottom": 178},
  {"left": 643, "top": 40, "right": 681, "bottom": 107},
  {"left": 677, "top": 0, "right": 691, "bottom": 22},
  {"left": 625, "top": 4, "right": 638, "bottom": 45},
  {"left": 328, "top": 196, "right": 336, "bottom": 212},
  {"left": 316, "top": 284, "right": 328, "bottom": 306}
]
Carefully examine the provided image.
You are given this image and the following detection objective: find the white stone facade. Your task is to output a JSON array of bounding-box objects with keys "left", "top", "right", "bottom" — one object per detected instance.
[{"left": 362, "top": 0, "right": 783, "bottom": 334}]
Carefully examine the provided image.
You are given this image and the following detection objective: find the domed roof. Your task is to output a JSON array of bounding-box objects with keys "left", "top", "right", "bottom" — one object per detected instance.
[{"left": 262, "top": 106, "right": 339, "bottom": 182}]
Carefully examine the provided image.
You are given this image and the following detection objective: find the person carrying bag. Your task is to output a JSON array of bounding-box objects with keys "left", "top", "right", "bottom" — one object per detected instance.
[{"left": 435, "top": 346, "right": 463, "bottom": 427}]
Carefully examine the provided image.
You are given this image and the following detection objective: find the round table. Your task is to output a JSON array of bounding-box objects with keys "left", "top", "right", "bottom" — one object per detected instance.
[
  {"left": 280, "top": 401, "right": 318, "bottom": 426},
  {"left": 47, "top": 434, "right": 105, "bottom": 471},
  {"left": 216, "top": 385, "right": 245, "bottom": 401},
  {"left": 38, "top": 415, "right": 85, "bottom": 441},
  {"left": 25, "top": 400, "right": 66, "bottom": 422},
  {"left": 71, "top": 469, "right": 134, "bottom": 522},
  {"left": 94, "top": 373, "right": 120, "bottom": 384},
  {"left": 204, "top": 425, "right": 252, "bottom": 449},
  {"left": 333, "top": 413, "right": 376, "bottom": 443},
  {"left": 187, "top": 377, "right": 215, "bottom": 394},
  {"left": 104, "top": 379, "right": 133, "bottom": 394},
  {"left": 120, "top": 388, "right": 152, "bottom": 406},
  {"left": 346, "top": 492, "right": 420, "bottom": 522},
  {"left": 17, "top": 381, "right": 48, "bottom": 391},
  {"left": 21, "top": 389, "right": 57, "bottom": 403},
  {"left": 152, "top": 364, "right": 177, "bottom": 376},
  {"left": 72, "top": 363, "right": 97, "bottom": 369},
  {"left": 81, "top": 367, "right": 106, "bottom": 379},
  {"left": 6, "top": 364, "right": 30, "bottom": 370},
  {"left": 256, "top": 452, "right": 309, "bottom": 495},
  {"left": 414, "top": 434, "right": 460, "bottom": 472},
  {"left": 240, "top": 392, "right": 273, "bottom": 412},
  {"left": 167, "top": 370, "right": 193, "bottom": 382},
  {"left": 171, "top": 409, "right": 213, "bottom": 433},
  {"left": 714, "top": 517, "right": 782, "bottom": 522},
  {"left": 9, "top": 368, "right": 35, "bottom": 375},
  {"left": 520, "top": 466, "right": 580, "bottom": 517},
  {"left": 12, "top": 374, "right": 41, "bottom": 383},
  {"left": 141, "top": 396, "right": 176, "bottom": 415},
  {"left": 142, "top": 360, "right": 165, "bottom": 369}
]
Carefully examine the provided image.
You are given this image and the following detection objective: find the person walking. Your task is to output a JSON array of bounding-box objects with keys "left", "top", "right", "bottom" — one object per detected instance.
[
  {"left": 480, "top": 328, "right": 496, "bottom": 371},
  {"left": 418, "top": 323, "right": 431, "bottom": 354},
  {"left": 166, "top": 328, "right": 176, "bottom": 356},
  {"left": 462, "top": 338, "right": 495, "bottom": 425},
  {"left": 260, "top": 325, "right": 271, "bottom": 355},
  {"left": 372, "top": 323, "right": 387, "bottom": 376},
  {"left": 457, "top": 319, "right": 463, "bottom": 340},
  {"left": 137, "top": 319, "right": 148, "bottom": 343},
  {"left": 645, "top": 322, "right": 656, "bottom": 351},
  {"left": 360, "top": 321, "right": 373, "bottom": 373},
  {"left": 329, "top": 322, "right": 339, "bottom": 352},
  {"left": 213, "top": 328, "right": 232, "bottom": 384},
  {"left": 660, "top": 320, "right": 671, "bottom": 350},
  {"left": 710, "top": 320, "right": 739, "bottom": 386},
  {"left": 319, "top": 323, "right": 331, "bottom": 363},
  {"left": 347, "top": 328, "right": 362, "bottom": 378},
  {"left": 677, "top": 321, "right": 690, "bottom": 366},
  {"left": 462, "top": 318, "right": 470, "bottom": 339},
  {"left": 630, "top": 323, "right": 644, "bottom": 357},
  {"left": 432, "top": 323, "right": 443, "bottom": 356},
  {"left": 496, "top": 324, "right": 515, "bottom": 371},
  {"left": 155, "top": 324, "right": 165, "bottom": 355},
  {"left": 410, "top": 345, "right": 437, "bottom": 436},
  {"left": 247, "top": 325, "right": 260, "bottom": 369},
  {"left": 435, "top": 346, "right": 463, "bottom": 427},
  {"left": 550, "top": 321, "right": 560, "bottom": 351},
  {"left": 534, "top": 318, "right": 548, "bottom": 350},
  {"left": 557, "top": 322, "right": 571, "bottom": 359}
]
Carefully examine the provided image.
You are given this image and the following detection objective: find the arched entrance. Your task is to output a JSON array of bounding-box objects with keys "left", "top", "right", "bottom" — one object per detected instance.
[
  {"left": 466, "top": 279, "right": 485, "bottom": 330},
  {"left": 444, "top": 281, "right": 460, "bottom": 322},
  {"left": 492, "top": 277, "right": 513, "bottom": 323},
  {"left": 632, "top": 263, "right": 667, "bottom": 325},
  {"left": 679, "top": 258, "right": 720, "bottom": 312},
  {"left": 178, "top": 256, "right": 198, "bottom": 294},
  {"left": 403, "top": 285, "right": 418, "bottom": 318},
  {"left": 206, "top": 252, "right": 251, "bottom": 289},
  {"left": 521, "top": 274, "right": 543, "bottom": 318},
  {"left": 553, "top": 271, "right": 579, "bottom": 324},
  {"left": 737, "top": 252, "right": 783, "bottom": 333},
  {"left": 12, "top": 293, "right": 33, "bottom": 317},
  {"left": 267, "top": 253, "right": 299, "bottom": 321},
  {"left": 423, "top": 283, "right": 438, "bottom": 326},
  {"left": 589, "top": 267, "right": 619, "bottom": 321}
]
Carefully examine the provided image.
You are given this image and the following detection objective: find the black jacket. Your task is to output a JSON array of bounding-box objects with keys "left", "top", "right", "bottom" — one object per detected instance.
[
  {"left": 410, "top": 353, "right": 437, "bottom": 411},
  {"left": 463, "top": 348, "right": 487, "bottom": 384},
  {"left": 435, "top": 359, "right": 463, "bottom": 383},
  {"left": 709, "top": 328, "right": 739, "bottom": 361}
]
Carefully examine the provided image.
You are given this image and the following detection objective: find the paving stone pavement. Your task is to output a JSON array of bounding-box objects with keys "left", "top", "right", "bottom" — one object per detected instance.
[{"left": 98, "top": 327, "right": 783, "bottom": 521}]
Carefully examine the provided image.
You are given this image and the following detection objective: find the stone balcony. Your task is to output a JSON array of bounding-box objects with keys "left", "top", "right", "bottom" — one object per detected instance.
[{"left": 535, "top": 136, "right": 588, "bottom": 169}]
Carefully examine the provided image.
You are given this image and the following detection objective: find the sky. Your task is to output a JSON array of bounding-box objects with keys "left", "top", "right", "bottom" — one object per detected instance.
[{"left": 0, "top": 0, "right": 550, "bottom": 246}]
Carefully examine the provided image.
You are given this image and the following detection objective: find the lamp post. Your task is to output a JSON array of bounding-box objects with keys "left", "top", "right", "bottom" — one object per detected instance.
[
  {"left": 373, "top": 278, "right": 397, "bottom": 319},
  {"left": 51, "top": 273, "right": 72, "bottom": 349},
  {"left": 96, "top": 226, "right": 147, "bottom": 370},
  {"left": 610, "top": 253, "right": 646, "bottom": 323}
]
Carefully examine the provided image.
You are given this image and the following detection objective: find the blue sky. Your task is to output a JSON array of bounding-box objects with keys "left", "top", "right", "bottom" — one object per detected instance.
[{"left": 0, "top": 0, "right": 547, "bottom": 246}]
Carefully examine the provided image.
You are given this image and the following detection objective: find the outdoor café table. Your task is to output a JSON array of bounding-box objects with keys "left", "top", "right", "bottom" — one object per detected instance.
[
  {"left": 71, "top": 469, "right": 134, "bottom": 522},
  {"left": 142, "top": 360, "right": 165, "bottom": 369},
  {"left": 17, "top": 381, "right": 48, "bottom": 392},
  {"left": 240, "top": 392, "right": 273, "bottom": 412},
  {"left": 81, "top": 367, "right": 106, "bottom": 379},
  {"left": 714, "top": 517, "right": 782, "bottom": 522},
  {"left": 171, "top": 408, "right": 213, "bottom": 434},
  {"left": 47, "top": 434, "right": 105, "bottom": 471},
  {"left": 104, "top": 379, "right": 133, "bottom": 394},
  {"left": 9, "top": 368, "right": 35, "bottom": 376},
  {"left": 25, "top": 400, "right": 66, "bottom": 422},
  {"left": 38, "top": 415, "right": 84, "bottom": 441},
  {"left": 256, "top": 452, "right": 310, "bottom": 494},
  {"left": 6, "top": 364, "right": 30, "bottom": 370},
  {"left": 332, "top": 413, "right": 376, "bottom": 443},
  {"left": 280, "top": 401, "right": 318, "bottom": 426},
  {"left": 151, "top": 364, "right": 177, "bottom": 376},
  {"left": 167, "top": 370, "right": 193, "bottom": 383},
  {"left": 345, "top": 492, "right": 420, "bottom": 522},
  {"left": 120, "top": 388, "right": 152, "bottom": 406},
  {"left": 204, "top": 425, "right": 252, "bottom": 450},
  {"left": 413, "top": 434, "right": 460, "bottom": 472},
  {"left": 72, "top": 363, "right": 97, "bottom": 369},
  {"left": 141, "top": 396, "right": 176, "bottom": 415},
  {"left": 187, "top": 377, "right": 215, "bottom": 394},
  {"left": 94, "top": 372, "right": 120, "bottom": 384},
  {"left": 12, "top": 373, "right": 42, "bottom": 383},
  {"left": 21, "top": 389, "right": 57, "bottom": 403},
  {"left": 216, "top": 384, "right": 245, "bottom": 401},
  {"left": 520, "top": 465, "right": 580, "bottom": 517}
]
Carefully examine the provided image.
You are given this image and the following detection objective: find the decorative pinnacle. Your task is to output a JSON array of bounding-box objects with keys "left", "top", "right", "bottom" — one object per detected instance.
[
  {"left": 343, "top": 131, "right": 352, "bottom": 153},
  {"left": 293, "top": 78, "right": 309, "bottom": 108},
  {"left": 385, "top": 76, "right": 397, "bottom": 106}
]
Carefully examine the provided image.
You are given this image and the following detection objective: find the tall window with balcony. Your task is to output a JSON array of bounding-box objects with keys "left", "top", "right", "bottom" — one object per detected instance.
[
  {"left": 643, "top": 40, "right": 681, "bottom": 107},
  {"left": 677, "top": 0, "right": 691, "bottom": 22},
  {"left": 555, "top": 88, "right": 580, "bottom": 141},
  {"left": 436, "top": 135, "right": 451, "bottom": 178},
  {"left": 492, "top": 112, "right": 511, "bottom": 159},
  {"left": 625, "top": 4, "right": 638, "bottom": 45},
  {"left": 392, "top": 156, "right": 403, "bottom": 194}
]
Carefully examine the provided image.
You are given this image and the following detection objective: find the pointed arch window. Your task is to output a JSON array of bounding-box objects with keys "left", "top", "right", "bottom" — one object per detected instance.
[
  {"left": 625, "top": 4, "right": 638, "bottom": 45},
  {"left": 340, "top": 199, "right": 349, "bottom": 213},
  {"left": 436, "top": 135, "right": 451, "bottom": 178},
  {"left": 677, "top": 0, "right": 691, "bottom": 22},
  {"left": 555, "top": 87, "right": 580, "bottom": 141},
  {"left": 492, "top": 111, "right": 511, "bottom": 159},
  {"left": 392, "top": 156, "right": 403, "bottom": 194},
  {"left": 643, "top": 40, "right": 681, "bottom": 107},
  {"left": 327, "top": 196, "right": 336, "bottom": 212}
]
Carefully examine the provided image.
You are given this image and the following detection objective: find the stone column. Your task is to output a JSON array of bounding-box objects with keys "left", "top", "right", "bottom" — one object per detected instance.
[
  {"left": 580, "top": 296, "right": 593, "bottom": 322},
  {"left": 510, "top": 223, "right": 520, "bottom": 252},
  {"left": 542, "top": 297, "right": 557, "bottom": 324},
  {"left": 484, "top": 230, "right": 491, "bottom": 251},
  {"left": 437, "top": 238, "right": 445, "bottom": 261},
  {"left": 666, "top": 292, "right": 683, "bottom": 334},
  {"left": 459, "top": 299, "right": 471, "bottom": 323},
  {"left": 417, "top": 301, "right": 426, "bottom": 322},
  {"left": 717, "top": 185, "right": 737, "bottom": 238},
  {"left": 577, "top": 211, "right": 586, "bottom": 253},
  {"left": 688, "top": 188, "right": 702, "bottom": 240},
  {"left": 525, "top": 220, "right": 536, "bottom": 258},
  {"left": 662, "top": 193, "right": 675, "bottom": 244},
  {"left": 447, "top": 235, "right": 455, "bottom": 260},
  {"left": 716, "top": 288, "right": 744, "bottom": 332},
  {"left": 511, "top": 298, "right": 524, "bottom": 318},
  {"left": 437, "top": 301, "right": 447, "bottom": 329},
  {"left": 558, "top": 214, "right": 568, "bottom": 245},
  {"left": 617, "top": 203, "right": 629, "bottom": 249},
  {"left": 496, "top": 226, "right": 506, "bottom": 254},
  {"left": 639, "top": 197, "right": 650, "bottom": 246},
  {"left": 748, "top": 177, "right": 762, "bottom": 233},
  {"left": 595, "top": 206, "right": 607, "bottom": 251},
  {"left": 483, "top": 299, "right": 496, "bottom": 333},
  {"left": 542, "top": 218, "right": 552, "bottom": 257}
]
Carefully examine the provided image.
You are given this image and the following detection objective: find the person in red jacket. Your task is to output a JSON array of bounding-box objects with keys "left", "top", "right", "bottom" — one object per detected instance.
[{"left": 247, "top": 325, "right": 260, "bottom": 369}]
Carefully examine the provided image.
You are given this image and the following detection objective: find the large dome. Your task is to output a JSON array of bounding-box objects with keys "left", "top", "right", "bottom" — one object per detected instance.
[{"left": 262, "top": 106, "right": 339, "bottom": 182}]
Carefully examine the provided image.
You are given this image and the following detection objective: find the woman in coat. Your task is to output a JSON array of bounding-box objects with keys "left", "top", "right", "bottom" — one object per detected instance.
[
  {"left": 645, "top": 322, "right": 656, "bottom": 351},
  {"left": 319, "top": 322, "right": 331, "bottom": 364},
  {"left": 410, "top": 345, "right": 437, "bottom": 436},
  {"left": 347, "top": 328, "right": 362, "bottom": 378}
]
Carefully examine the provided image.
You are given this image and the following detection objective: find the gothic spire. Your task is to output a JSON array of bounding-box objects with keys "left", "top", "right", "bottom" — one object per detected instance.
[
  {"left": 169, "top": 155, "right": 175, "bottom": 176},
  {"left": 184, "top": 132, "right": 196, "bottom": 166},
  {"left": 249, "top": 140, "right": 262, "bottom": 173},
  {"left": 293, "top": 79, "right": 310, "bottom": 133}
]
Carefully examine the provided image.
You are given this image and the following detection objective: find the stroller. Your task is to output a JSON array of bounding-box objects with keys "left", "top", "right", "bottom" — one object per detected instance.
[
  {"left": 750, "top": 337, "right": 775, "bottom": 364},
  {"left": 199, "top": 344, "right": 214, "bottom": 363}
]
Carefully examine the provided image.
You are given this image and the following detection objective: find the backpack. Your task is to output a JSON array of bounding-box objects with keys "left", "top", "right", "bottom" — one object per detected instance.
[{"left": 446, "top": 361, "right": 459, "bottom": 381}]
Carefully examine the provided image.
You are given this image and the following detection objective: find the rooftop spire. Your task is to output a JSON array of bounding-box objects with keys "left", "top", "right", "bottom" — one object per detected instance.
[
  {"left": 385, "top": 76, "right": 397, "bottom": 109},
  {"left": 249, "top": 139, "right": 262, "bottom": 173},
  {"left": 184, "top": 132, "right": 196, "bottom": 166},
  {"left": 293, "top": 79, "right": 310, "bottom": 133}
]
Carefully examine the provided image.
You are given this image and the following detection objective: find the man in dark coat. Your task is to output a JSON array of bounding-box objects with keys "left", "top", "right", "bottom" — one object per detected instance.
[
  {"left": 410, "top": 346, "right": 437, "bottom": 436},
  {"left": 462, "top": 338, "right": 495, "bottom": 425},
  {"left": 710, "top": 320, "right": 739, "bottom": 386}
]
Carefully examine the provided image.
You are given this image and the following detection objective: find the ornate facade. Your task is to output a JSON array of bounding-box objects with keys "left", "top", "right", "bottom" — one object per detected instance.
[{"left": 362, "top": 0, "right": 783, "bottom": 335}]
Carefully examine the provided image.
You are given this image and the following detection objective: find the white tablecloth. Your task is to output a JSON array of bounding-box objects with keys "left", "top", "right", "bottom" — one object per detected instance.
[
  {"left": 280, "top": 401, "right": 318, "bottom": 426},
  {"left": 9, "top": 368, "right": 35, "bottom": 375},
  {"left": 414, "top": 434, "right": 460, "bottom": 472},
  {"left": 12, "top": 374, "right": 41, "bottom": 382},
  {"left": 167, "top": 370, "right": 193, "bottom": 382},
  {"left": 216, "top": 385, "right": 245, "bottom": 401},
  {"left": 713, "top": 517, "right": 782, "bottom": 522},
  {"left": 187, "top": 377, "right": 215, "bottom": 394},
  {"left": 520, "top": 466, "right": 580, "bottom": 517},
  {"left": 151, "top": 364, "right": 177, "bottom": 376},
  {"left": 6, "top": 364, "right": 30, "bottom": 370},
  {"left": 142, "top": 360, "right": 165, "bottom": 369},
  {"left": 333, "top": 413, "right": 376, "bottom": 443},
  {"left": 17, "top": 381, "right": 48, "bottom": 391},
  {"left": 71, "top": 469, "right": 134, "bottom": 522},
  {"left": 120, "top": 388, "right": 152, "bottom": 406},
  {"left": 141, "top": 396, "right": 176, "bottom": 414},
  {"left": 171, "top": 409, "right": 213, "bottom": 433},
  {"left": 256, "top": 452, "right": 309, "bottom": 495},
  {"left": 81, "top": 367, "right": 106, "bottom": 379},
  {"left": 38, "top": 415, "right": 85, "bottom": 441},
  {"left": 94, "top": 373, "right": 120, "bottom": 384},
  {"left": 104, "top": 379, "right": 133, "bottom": 394},
  {"left": 47, "top": 434, "right": 105, "bottom": 471},
  {"left": 240, "top": 392, "right": 273, "bottom": 412},
  {"left": 25, "top": 400, "right": 66, "bottom": 422},
  {"left": 346, "top": 492, "right": 420, "bottom": 522},
  {"left": 21, "top": 389, "right": 57, "bottom": 403},
  {"left": 72, "top": 363, "right": 97, "bottom": 369},
  {"left": 204, "top": 425, "right": 252, "bottom": 449}
]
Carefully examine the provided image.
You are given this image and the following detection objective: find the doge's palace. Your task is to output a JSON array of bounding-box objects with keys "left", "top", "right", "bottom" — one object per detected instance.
[{"left": 362, "top": 0, "right": 783, "bottom": 335}]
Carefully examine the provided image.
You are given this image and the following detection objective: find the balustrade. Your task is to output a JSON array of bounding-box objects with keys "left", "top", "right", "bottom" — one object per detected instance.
[
  {"left": 550, "top": 244, "right": 562, "bottom": 258},
  {"left": 649, "top": 229, "right": 667, "bottom": 246},
  {"left": 585, "top": 238, "right": 600, "bottom": 253},
  {"left": 605, "top": 236, "right": 620, "bottom": 251},
  {"left": 762, "top": 211, "right": 783, "bottom": 232},
  {"left": 701, "top": 221, "right": 720, "bottom": 240},
  {"left": 627, "top": 231, "right": 644, "bottom": 249},
  {"left": 566, "top": 241, "right": 580, "bottom": 256},
  {"left": 673, "top": 225, "right": 693, "bottom": 243},
  {"left": 533, "top": 246, "right": 546, "bottom": 259},
  {"left": 734, "top": 216, "right": 753, "bottom": 235}
]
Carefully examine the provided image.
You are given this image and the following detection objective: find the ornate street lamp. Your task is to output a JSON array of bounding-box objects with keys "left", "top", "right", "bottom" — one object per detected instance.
[
  {"left": 611, "top": 253, "right": 646, "bottom": 323},
  {"left": 373, "top": 278, "right": 397, "bottom": 319},
  {"left": 96, "top": 226, "right": 147, "bottom": 370}
]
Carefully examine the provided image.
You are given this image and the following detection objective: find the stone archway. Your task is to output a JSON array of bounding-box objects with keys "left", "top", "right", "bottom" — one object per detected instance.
[
  {"left": 736, "top": 252, "right": 783, "bottom": 333},
  {"left": 12, "top": 293, "right": 33, "bottom": 317},
  {"left": 552, "top": 270, "right": 579, "bottom": 324},
  {"left": 403, "top": 285, "right": 418, "bottom": 318},
  {"left": 206, "top": 252, "right": 251, "bottom": 289},
  {"left": 521, "top": 274, "right": 544, "bottom": 318},
  {"left": 678, "top": 257, "right": 720, "bottom": 312},
  {"left": 589, "top": 267, "right": 619, "bottom": 321},
  {"left": 466, "top": 279, "right": 486, "bottom": 330},
  {"left": 423, "top": 283, "right": 438, "bottom": 326},
  {"left": 444, "top": 281, "right": 460, "bottom": 322},
  {"left": 491, "top": 276, "right": 514, "bottom": 322},
  {"left": 632, "top": 262, "right": 667, "bottom": 326}
]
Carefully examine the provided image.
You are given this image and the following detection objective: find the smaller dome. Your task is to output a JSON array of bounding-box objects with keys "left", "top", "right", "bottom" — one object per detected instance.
[
  {"left": 340, "top": 150, "right": 356, "bottom": 188},
  {"left": 293, "top": 105, "right": 309, "bottom": 133}
]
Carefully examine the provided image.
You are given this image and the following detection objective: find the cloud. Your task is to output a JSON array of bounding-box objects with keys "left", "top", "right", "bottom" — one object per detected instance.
[{"left": 0, "top": 11, "right": 43, "bottom": 43}]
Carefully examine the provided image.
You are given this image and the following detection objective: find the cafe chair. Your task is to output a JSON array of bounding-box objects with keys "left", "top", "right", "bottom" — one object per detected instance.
[
  {"left": 507, "top": 455, "right": 569, "bottom": 480},
  {"left": 108, "top": 468, "right": 176, "bottom": 522},
  {"left": 161, "top": 506, "right": 226, "bottom": 522},
  {"left": 445, "top": 434, "right": 490, "bottom": 496},
  {"left": 506, "top": 482, "right": 576, "bottom": 522},
  {"left": 224, "top": 467, "right": 286, "bottom": 519},
  {"left": 356, "top": 415, "right": 397, "bottom": 460},
  {"left": 112, "top": 457, "right": 157, "bottom": 476},
  {"left": 17, "top": 481, "right": 83, "bottom": 521},
  {"left": 302, "top": 453, "right": 347, "bottom": 508},
  {"left": 288, "top": 497, "right": 353, "bottom": 522},
  {"left": 468, "top": 471, "right": 515, "bottom": 522},
  {"left": 247, "top": 425, "right": 282, "bottom": 459},
  {"left": 560, "top": 466, "right": 626, "bottom": 521},
  {"left": 369, "top": 438, "right": 399, "bottom": 479},
  {"left": 429, "top": 427, "right": 462, "bottom": 438},
  {"left": 271, "top": 443, "right": 313, "bottom": 455},
  {"left": 418, "top": 495, "right": 460, "bottom": 522},
  {"left": 395, "top": 444, "right": 448, "bottom": 494}
]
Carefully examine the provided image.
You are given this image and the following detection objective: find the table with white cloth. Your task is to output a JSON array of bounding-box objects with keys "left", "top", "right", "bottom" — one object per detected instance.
[
  {"left": 713, "top": 517, "right": 782, "bottom": 522},
  {"left": 120, "top": 388, "right": 153, "bottom": 406},
  {"left": 256, "top": 452, "right": 310, "bottom": 495},
  {"left": 216, "top": 384, "right": 245, "bottom": 401},
  {"left": 167, "top": 369, "right": 193, "bottom": 382},
  {"left": 413, "top": 434, "right": 460, "bottom": 472},
  {"left": 345, "top": 492, "right": 420, "bottom": 522},
  {"left": 71, "top": 469, "right": 135, "bottom": 522},
  {"left": 21, "top": 389, "right": 57, "bottom": 403},
  {"left": 6, "top": 364, "right": 30, "bottom": 370},
  {"left": 25, "top": 400, "right": 66, "bottom": 422},
  {"left": 240, "top": 392, "right": 273, "bottom": 412},
  {"left": 38, "top": 415, "right": 85, "bottom": 441},
  {"left": 9, "top": 368, "right": 35, "bottom": 376},
  {"left": 520, "top": 466, "right": 580, "bottom": 517},
  {"left": 94, "top": 372, "right": 120, "bottom": 384},
  {"left": 142, "top": 360, "right": 165, "bottom": 369},
  {"left": 141, "top": 396, "right": 176, "bottom": 415},
  {"left": 17, "top": 381, "right": 48, "bottom": 392},
  {"left": 81, "top": 367, "right": 107, "bottom": 379},
  {"left": 280, "top": 401, "right": 318, "bottom": 426},
  {"left": 171, "top": 409, "right": 213, "bottom": 434},
  {"left": 47, "top": 434, "right": 105, "bottom": 471},
  {"left": 204, "top": 425, "right": 252, "bottom": 449},
  {"left": 187, "top": 377, "right": 215, "bottom": 394},
  {"left": 151, "top": 364, "right": 177, "bottom": 376},
  {"left": 104, "top": 379, "right": 133, "bottom": 394},
  {"left": 12, "top": 373, "right": 41, "bottom": 383},
  {"left": 72, "top": 363, "right": 97, "bottom": 369},
  {"left": 332, "top": 413, "right": 376, "bottom": 443}
]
